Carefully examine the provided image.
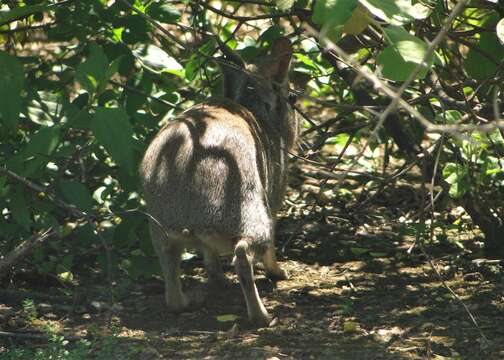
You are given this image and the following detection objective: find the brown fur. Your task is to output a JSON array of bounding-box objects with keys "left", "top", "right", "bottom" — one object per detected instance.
[{"left": 139, "top": 38, "right": 298, "bottom": 327}]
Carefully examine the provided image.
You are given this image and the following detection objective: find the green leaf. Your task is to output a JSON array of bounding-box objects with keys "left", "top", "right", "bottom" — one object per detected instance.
[
  {"left": 10, "top": 126, "right": 61, "bottom": 176},
  {"left": 113, "top": 213, "right": 143, "bottom": 248},
  {"left": 24, "top": 127, "right": 60, "bottom": 157},
  {"left": 57, "top": 271, "right": 74, "bottom": 284},
  {"left": 146, "top": 1, "right": 181, "bottom": 23},
  {"left": 442, "top": 163, "right": 469, "bottom": 199},
  {"left": 497, "top": 18, "right": 504, "bottom": 45},
  {"left": 448, "top": 179, "right": 469, "bottom": 199},
  {"left": 276, "top": 0, "right": 295, "bottom": 10},
  {"left": 216, "top": 314, "right": 239, "bottom": 322},
  {"left": 486, "top": 167, "right": 501, "bottom": 176},
  {"left": 184, "top": 40, "right": 216, "bottom": 82},
  {"left": 313, "top": 0, "right": 357, "bottom": 25},
  {"left": 91, "top": 107, "right": 135, "bottom": 174},
  {"left": 325, "top": 133, "right": 350, "bottom": 145},
  {"left": 370, "top": 252, "right": 388, "bottom": 257},
  {"left": 343, "top": 321, "right": 358, "bottom": 333},
  {"left": 384, "top": 25, "right": 435, "bottom": 63},
  {"left": 393, "top": 40, "right": 432, "bottom": 65},
  {"left": 294, "top": 53, "right": 319, "bottom": 71},
  {"left": 383, "top": 25, "right": 416, "bottom": 44},
  {"left": 343, "top": 4, "right": 370, "bottom": 35},
  {"left": 133, "top": 44, "right": 184, "bottom": 77},
  {"left": 0, "top": 51, "right": 24, "bottom": 131},
  {"left": 377, "top": 47, "right": 425, "bottom": 81},
  {"left": 313, "top": 0, "right": 358, "bottom": 42},
  {"left": 443, "top": 163, "right": 464, "bottom": 184},
  {"left": 0, "top": 3, "right": 49, "bottom": 25},
  {"left": 464, "top": 32, "right": 504, "bottom": 80},
  {"left": 122, "top": 253, "right": 160, "bottom": 279},
  {"left": 487, "top": 129, "right": 504, "bottom": 146},
  {"left": 122, "top": 15, "right": 150, "bottom": 44},
  {"left": 58, "top": 180, "right": 94, "bottom": 213},
  {"left": 10, "top": 186, "right": 31, "bottom": 229},
  {"left": 259, "top": 25, "right": 284, "bottom": 45},
  {"left": 377, "top": 28, "right": 435, "bottom": 81},
  {"left": 350, "top": 247, "right": 369, "bottom": 256},
  {"left": 26, "top": 91, "right": 62, "bottom": 126},
  {"left": 123, "top": 72, "right": 153, "bottom": 115},
  {"left": 185, "top": 56, "right": 204, "bottom": 82},
  {"left": 100, "top": 57, "right": 121, "bottom": 95},
  {"left": 76, "top": 44, "right": 109, "bottom": 94},
  {"left": 435, "top": 110, "right": 462, "bottom": 124},
  {"left": 359, "top": 0, "right": 431, "bottom": 25},
  {"left": 0, "top": 176, "right": 7, "bottom": 198}
]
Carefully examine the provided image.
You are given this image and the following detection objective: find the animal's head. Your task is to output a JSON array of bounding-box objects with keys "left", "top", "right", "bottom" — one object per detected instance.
[{"left": 218, "top": 37, "right": 298, "bottom": 149}]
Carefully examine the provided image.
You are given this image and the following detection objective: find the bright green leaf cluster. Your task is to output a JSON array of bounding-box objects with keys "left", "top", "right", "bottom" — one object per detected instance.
[{"left": 311, "top": 0, "right": 436, "bottom": 81}]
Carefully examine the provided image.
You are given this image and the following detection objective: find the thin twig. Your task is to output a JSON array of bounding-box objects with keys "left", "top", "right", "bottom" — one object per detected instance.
[
  {"left": 117, "top": 0, "right": 186, "bottom": 49},
  {"left": 0, "top": 167, "right": 84, "bottom": 218},
  {"left": 199, "top": 1, "right": 292, "bottom": 21},
  {"left": 0, "top": 22, "right": 56, "bottom": 34},
  {"left": 0, "top": 228, "right": 55, "bottom": 279}
]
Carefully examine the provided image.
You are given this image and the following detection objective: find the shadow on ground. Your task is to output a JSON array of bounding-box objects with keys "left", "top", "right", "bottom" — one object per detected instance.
[{"left": 1, "top": 209, "right": 503, "bottom": 359}]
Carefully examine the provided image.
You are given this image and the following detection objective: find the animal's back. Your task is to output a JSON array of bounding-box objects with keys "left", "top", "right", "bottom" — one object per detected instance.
[
  {"left": 140, "top": 98, "right": 270, "bottom": 240},
  {"left": 139, "top": 37, "right": 295, "bottom": 326}
]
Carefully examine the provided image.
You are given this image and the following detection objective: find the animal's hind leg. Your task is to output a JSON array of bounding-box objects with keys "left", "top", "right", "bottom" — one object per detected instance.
[
  {"left": 150, "top": 224, "right": 189, "bottom": 312},
  {"left": 202, "top": 246, "right": 229, "bottom": 288},
  {"left": 262, "top": 244, "right": 288, "bottom": 280},
  {"left": 234, "top": 238, "right": 270, "bottom": 327}
]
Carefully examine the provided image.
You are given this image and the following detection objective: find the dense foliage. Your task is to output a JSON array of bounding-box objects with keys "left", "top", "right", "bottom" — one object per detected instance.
[{"left": 0, "top": 0, "right": 503, "bottom": 287}]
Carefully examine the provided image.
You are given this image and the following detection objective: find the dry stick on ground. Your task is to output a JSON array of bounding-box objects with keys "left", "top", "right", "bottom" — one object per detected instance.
[{"left": 0, "top": 228, "right": 55, "bottom": 280}]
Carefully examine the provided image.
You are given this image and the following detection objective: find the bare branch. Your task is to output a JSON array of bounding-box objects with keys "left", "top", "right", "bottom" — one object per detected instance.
[
  {"left": 0, "top": 167, "right": 85, "bottom": 218},
  {"left": 117, "top": 0, "right": 186, "bottom": 50},
  {"left": 199, "top": 1, "right": 293, "bottom": 21},
  {"left": 0, "top": 228, "right": 55, "bottom": 279}
]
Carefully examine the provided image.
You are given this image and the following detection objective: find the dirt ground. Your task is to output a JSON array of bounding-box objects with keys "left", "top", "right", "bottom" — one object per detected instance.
[
  {"left": 1, "top": 204, "right": 504, "bottom": 359},
  {"left": 1, "top": 164, "right": 504, "bottom": 359}
]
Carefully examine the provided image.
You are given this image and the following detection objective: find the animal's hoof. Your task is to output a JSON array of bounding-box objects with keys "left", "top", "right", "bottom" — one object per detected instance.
[
  {"left": 248, "top": 307, "right": 272, "bottom": 328},
  {"left": 250, "top": 313, "right": 273, "bottom": 328}
]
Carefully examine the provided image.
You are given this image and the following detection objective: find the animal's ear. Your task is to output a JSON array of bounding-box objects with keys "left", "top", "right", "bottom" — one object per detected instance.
[
  {"left": 218, "top": 60, "right": 245, "bottom": 100},
  {"left": 262, "top": 37, "right": 293, "bottom": 84},
  {"left": 216, "top": 40, "right": 247, "bottom": 99}
]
